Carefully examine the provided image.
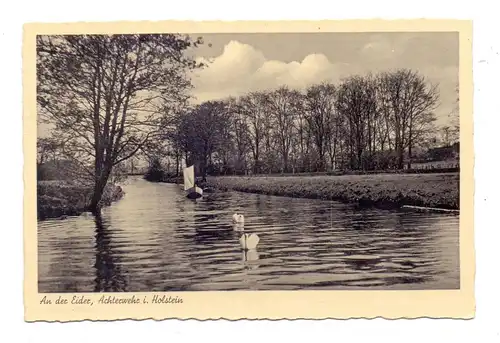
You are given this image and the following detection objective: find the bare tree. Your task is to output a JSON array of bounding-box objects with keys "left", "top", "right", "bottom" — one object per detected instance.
[
  {"left": 161, "top": 69, "right": 442, "bottom": 175},
  {"left": 377, "top": 69, "right": 439, "bottom": 169},
  {"left": 336, "top": 75, "right": 378, "bottom": 169},
  {"left": 303, "top": 82, "right": 336, "bottom": 172},
  {"left": 448, "top": 83, "right": 460, "bottom": 144},
  {"left": 37, "top": 34, "right": 203, "bottom": 212},
  {"left": 237, "top": 92, "right": 268, "bottom": 174},
  {"left": 327, "top": 109, "right": 345, "bottom": 170},
  {"left": 265, "top": 86, "right": 302, "bottom": 173}
]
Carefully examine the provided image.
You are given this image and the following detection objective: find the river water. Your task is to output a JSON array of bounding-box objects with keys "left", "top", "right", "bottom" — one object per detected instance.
[{"left": 38, "top": 177, "right": 460, "bottom": 292}]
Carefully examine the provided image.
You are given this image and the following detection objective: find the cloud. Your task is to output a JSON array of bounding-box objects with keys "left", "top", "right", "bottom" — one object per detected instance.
[
  {"left": 190, "top": 41, "right": 352, "bottom": 102},
  {"left": 189, "top": 39, "right": 457, "bottom": 125}
]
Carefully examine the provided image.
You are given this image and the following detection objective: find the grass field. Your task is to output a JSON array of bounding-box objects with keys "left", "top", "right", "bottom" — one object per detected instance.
[
  {"left": 205, "top": 173, "right": 460, "bottom": 210},
  {"left": 37, "top": 180, "right": 124, "bottom": 220}
]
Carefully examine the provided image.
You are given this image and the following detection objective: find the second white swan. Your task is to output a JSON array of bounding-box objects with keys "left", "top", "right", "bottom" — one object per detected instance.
[{"left": 232, "top": 213, "right": 245, "bottom": 224}]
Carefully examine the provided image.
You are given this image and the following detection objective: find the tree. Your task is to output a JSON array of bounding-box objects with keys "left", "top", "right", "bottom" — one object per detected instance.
[
  {"left": 327, "top": 106, "right": 345, "bottom": 170},
  {"left": 37, "top": 136, "right": 62, "bottom": 180},
  {"left": 448, "top": 83, "right": 460, "bottom": 144},
  {"left": 377, "top": 69, "right": 439, "bottom": 169},
  {"left": 37, "top": 34, "right": 203, "bottom": 212},
  {"left": 237, "top": 92, "right": 268, "bottom": 174},
  {"left": 304, "top": 83, "right": 336, "bottom": 171},
  {"left": 230, "top": 111, "right": 250, "bottom": 174},
  {"left": 336, "top": 75, "right": 378, "bottom": 169},
  {"left": 144, "top": 157, "right": 166, "bottom": 182},
  {"left": 37, "top": 136, "right": 61, "bottom": 165},
  {"left": 265, "top": 86, "right": 302, "bottom": 173},
  {"left": 173, "top": 101, "right": 231, "bottom": 179}
]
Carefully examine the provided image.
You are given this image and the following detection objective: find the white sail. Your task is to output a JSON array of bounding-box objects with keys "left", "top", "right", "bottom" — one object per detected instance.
[{"left": 183, "top": 165, "right": 195, "bottom": 191}]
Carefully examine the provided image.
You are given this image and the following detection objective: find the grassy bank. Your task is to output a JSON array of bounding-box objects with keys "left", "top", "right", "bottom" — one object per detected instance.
[
  {"left": 205, "top": 173, "right": 460, "bottom": 210},
  {"left": 37, "top": 181, "right": 125, "bottom": 220}
]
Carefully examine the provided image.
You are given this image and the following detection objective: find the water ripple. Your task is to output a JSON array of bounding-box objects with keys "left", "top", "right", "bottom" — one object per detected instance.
[{"left": 38, "top": 177, "right": 460, "bottom": 292}]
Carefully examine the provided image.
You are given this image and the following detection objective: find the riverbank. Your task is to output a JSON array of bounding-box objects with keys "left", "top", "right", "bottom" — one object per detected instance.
[
  {"left": 203, "top": 173, "right": 460, "bottom": 210},
  {"left": 37, "top": 181, "right": 125, "bottom": 220}
]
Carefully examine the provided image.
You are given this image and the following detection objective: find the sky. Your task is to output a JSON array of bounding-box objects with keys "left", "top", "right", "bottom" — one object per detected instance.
[
  {"left": 186, "top": 32, "right": 459, "bottom": 127},
  {"left": 38, "top": 31, "right": 458, "bottom": 137}
]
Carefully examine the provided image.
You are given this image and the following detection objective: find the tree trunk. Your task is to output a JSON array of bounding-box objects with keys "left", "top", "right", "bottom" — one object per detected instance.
[
  {"left": 89, "top": 170, "right": 111, "bottom": 214},
  {"left": 318, "top": 147, "right": 325, "bottom": 172},
  {"left": 397, "top": 147, "right": 404, "bottom": 169},
  {"left": 407, "top": 125, "right": 413, "bottom": 170},
  {"left": 407, "top": 144, "right": 412, "bottom": 170},
  {"left": 253, "top": 141, "right": 260, "bottom": 174},
  {"left": 175, "top": 154, "right": 179, "bottom": 177},
  {"left": 357, "top": 148, "right": 363, "bottom": 171}
]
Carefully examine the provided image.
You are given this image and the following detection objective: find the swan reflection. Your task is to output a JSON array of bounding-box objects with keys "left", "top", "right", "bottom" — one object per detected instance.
[{"left": 241, "top": 249, "right": 260, "bottom": 270}]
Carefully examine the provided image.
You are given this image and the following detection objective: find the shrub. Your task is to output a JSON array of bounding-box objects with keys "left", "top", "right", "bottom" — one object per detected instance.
[
  {"left": 37, "top": 180, "right": 124, "bottom": 220},
  {"left": 144, "top": 158, "right": 166, "bottom": 182}
]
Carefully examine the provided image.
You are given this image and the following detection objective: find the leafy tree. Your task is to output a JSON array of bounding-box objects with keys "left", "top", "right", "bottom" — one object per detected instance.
[
  {"left": 172, "top": 101, "right": 231, "bottom": 179},
  {"left": 37, "top": 34, "right": 203, "bottom": 212},
  {"left": 37, "top": 136, "right": 61, "bottom": 165}
]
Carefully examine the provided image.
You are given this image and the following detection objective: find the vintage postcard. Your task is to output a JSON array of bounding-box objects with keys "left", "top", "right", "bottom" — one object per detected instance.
[{"left": 24, "top": 20, "right": 474, "bottom": 321}]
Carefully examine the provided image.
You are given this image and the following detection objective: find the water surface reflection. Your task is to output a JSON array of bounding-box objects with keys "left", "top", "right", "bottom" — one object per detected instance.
[{"left": 38, "top": 178, "right": 460, "bottom": 292}]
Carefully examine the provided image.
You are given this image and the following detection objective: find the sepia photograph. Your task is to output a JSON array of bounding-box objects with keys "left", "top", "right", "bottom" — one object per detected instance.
[{"left": 24, "top": 20, "right": 474, "bottom": 320}]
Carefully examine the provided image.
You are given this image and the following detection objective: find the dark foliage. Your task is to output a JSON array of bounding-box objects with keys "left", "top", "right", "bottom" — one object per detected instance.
[{"left": 144, "top": 158, "right": 166, "bottom": 182}]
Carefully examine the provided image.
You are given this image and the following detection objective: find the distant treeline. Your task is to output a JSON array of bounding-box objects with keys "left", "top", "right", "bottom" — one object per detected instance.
[
  {"left": 156, "top": 166, "right": 459, "bottom": 185},
  {"left": 158, "top": 68, "right": 458, "bottom": 178}
]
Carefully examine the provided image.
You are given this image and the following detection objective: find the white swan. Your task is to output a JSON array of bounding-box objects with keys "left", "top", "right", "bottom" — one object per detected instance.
[
  {"left": 232, "top": 213, "right": 245, "bottom": 224},
  {"left": 239, "top": 233, "right": 260, "bottom": 250}
]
